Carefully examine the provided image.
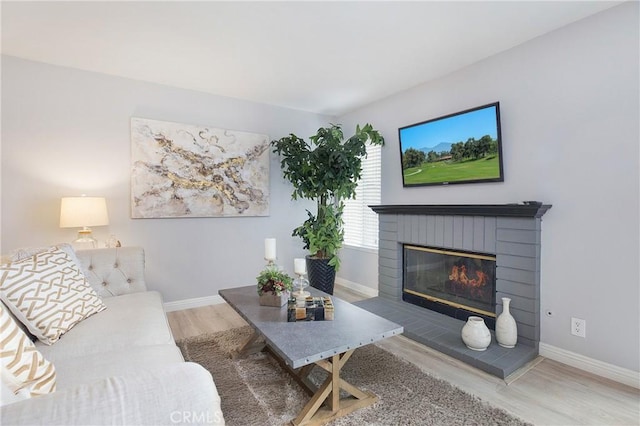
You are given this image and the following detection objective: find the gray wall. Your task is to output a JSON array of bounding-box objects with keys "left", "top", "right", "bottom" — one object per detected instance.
[
  {"left": 1, "top": 56, "right": 327, "bottom": 302},
  {"left": 337, "top": 3, "right": 639, "bottom": 372}
]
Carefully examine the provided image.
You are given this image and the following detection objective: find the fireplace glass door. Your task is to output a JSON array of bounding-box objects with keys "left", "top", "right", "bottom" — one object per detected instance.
[{"left": 403, "top": 245, "right": 496, "bottom": 321}]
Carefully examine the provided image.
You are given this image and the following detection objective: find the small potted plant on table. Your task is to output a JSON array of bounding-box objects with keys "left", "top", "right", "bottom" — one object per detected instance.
[{"left": 257, "top": 267, "right": 293, "bottom": 307}]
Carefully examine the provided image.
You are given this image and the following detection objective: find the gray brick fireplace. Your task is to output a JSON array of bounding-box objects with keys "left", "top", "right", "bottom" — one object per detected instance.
[{"left": 354, "top": 203, "right": 551, "bottom": 378}]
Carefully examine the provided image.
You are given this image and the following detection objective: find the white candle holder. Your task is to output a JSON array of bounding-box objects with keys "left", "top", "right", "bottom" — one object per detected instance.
[{"left": 292, "top": 273, "right": 310, "bottom": 304}]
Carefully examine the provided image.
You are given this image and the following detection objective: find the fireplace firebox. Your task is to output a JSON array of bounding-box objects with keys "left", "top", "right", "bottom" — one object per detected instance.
[{"left": 403, "top": 245, "right": 497, "bottom": 328}]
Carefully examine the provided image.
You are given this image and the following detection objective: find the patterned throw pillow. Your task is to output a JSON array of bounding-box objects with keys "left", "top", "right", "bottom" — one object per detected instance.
[
  {"left": 0, "top": 243, "right": 79, "bottom": 343},
  {"left": 0, "top": 246, "right": 107, "bottom": 345},
  {"left": 0, "top": 303, "right": 56, "bottom": 398}
]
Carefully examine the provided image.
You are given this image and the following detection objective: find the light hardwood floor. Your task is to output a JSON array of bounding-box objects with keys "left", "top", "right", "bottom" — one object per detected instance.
[{"left": 167, "top": 286, "right": 640, "bottom": 426}]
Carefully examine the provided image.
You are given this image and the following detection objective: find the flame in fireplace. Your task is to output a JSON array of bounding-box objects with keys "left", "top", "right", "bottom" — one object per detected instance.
[{"left": 448, "top": 265, "right": 488, "bottom": 288}]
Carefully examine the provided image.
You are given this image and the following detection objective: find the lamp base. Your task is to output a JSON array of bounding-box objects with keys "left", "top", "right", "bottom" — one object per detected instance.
[{"left": 73, "top": 229, "right": 97, "bottom": 249}]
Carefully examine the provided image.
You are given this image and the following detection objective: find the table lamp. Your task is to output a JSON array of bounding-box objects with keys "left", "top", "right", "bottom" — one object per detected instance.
[{"left": 60, "top": 196, "right": 109, "bottom": 248}]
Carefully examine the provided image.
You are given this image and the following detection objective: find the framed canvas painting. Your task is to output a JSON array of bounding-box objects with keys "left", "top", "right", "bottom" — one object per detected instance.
[{"left": 131, "top": 118, "right": 270, "bottom": 218}]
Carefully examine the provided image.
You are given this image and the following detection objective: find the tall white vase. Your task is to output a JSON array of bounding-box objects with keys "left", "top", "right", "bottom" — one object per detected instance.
[
  {"left": 461, "top": 316, "right": 491, "bottom": 351},
  {"left": 496, "top": 297, "right": 518, "bottom": 348}
]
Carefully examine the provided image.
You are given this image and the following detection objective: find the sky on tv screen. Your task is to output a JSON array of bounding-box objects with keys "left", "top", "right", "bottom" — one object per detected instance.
[{"left": 400, "top": 106, "right": 498, "bottom": 152}]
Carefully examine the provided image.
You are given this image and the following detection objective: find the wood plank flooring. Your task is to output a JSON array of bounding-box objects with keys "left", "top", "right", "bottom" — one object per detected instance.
[{"left": 167, "top": 286, "right": 640, "bottom": 425}]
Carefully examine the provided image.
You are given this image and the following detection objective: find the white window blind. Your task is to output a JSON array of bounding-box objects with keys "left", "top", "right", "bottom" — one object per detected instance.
[{"left": 343, "top": 143, "right": 381, "bottom": 250}]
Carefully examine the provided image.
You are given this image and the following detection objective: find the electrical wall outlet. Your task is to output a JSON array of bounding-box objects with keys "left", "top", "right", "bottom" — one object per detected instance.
[{"left": 571, "top": 317, "right": 586, "bottom": 338}]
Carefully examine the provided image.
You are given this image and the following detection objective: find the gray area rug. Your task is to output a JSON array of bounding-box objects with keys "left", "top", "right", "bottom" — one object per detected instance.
[{"left": 176, "top": 326, "right": 529, "bottom": 426}]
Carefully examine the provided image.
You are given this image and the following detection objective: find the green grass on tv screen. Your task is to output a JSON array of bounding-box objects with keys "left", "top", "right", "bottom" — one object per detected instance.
[{"left": 403, "top": 155, "right": 501, "bottom": 185}]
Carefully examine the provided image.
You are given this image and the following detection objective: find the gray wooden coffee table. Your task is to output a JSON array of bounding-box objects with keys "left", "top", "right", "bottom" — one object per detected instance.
[{"left": 219, "top": 285, "right": 403, "bottom": 425}]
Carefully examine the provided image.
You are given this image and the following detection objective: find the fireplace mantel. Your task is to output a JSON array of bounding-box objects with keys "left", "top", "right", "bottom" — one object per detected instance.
[{"left": 369, "top": 202, "right": 551, "bottom": 218}]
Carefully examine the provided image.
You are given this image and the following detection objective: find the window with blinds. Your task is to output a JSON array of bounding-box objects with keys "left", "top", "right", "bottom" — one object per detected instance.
[{"left": 343, "top": 143, "right": 381, "bottom": 250}]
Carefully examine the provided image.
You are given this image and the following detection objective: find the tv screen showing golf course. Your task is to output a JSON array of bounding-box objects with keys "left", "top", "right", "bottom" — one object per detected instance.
[{"left": 399, "top": 102, "right": 504, "bottom": 187}]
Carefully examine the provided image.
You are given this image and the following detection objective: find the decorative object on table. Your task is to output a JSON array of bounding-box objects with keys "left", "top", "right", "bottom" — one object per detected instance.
[
  {"left": 287, "top": 296, "right": 334, "bottom": 322},
  {"left": 271, "top": 124, "right": 384, "bottom": 294},
  {"left": 461, "top": 316, "right": 491, "bottom": 351},
  {"left": 495, "top": 297, "right": 518, "bottom": 348},
  {"left": 256, "top": 267, "right": 293, "bottom": 307},
  {"left": 106, "top": 234, "right": 121, "bottom": 248},
  {"left": 131, "top": 117, "right": 270, "bottom": 218},
  {"left": 264, "top": 238, "right": 277, "bottom": 265},
  {"left": 287, "top": 297, "right": 296, "bottom": 321},
  {"left": 292, "top": 258, "right": 310, "bottom": 305},
  {"left": 60, "top": 196, "right": 109, "bottom": 249}
]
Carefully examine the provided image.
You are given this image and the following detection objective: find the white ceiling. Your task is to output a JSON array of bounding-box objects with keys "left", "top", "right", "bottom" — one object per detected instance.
[{"left": 1, "top": 1, "right": 623, "bottom": 115}]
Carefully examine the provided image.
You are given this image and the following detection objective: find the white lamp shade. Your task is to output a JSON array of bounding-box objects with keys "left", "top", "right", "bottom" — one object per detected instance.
[{"left": 60, "top": 197, "right": 109, "bottom": 228}]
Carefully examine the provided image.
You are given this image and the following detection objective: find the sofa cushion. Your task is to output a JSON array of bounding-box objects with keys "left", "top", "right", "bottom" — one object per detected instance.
[
  {"left": 0, "top": 363, "right": 224, "bottom": 426},
  {"left": 1, "top": 381, "right": 23, "bottom": 405},
  {"left": 35, "top": 291, "right": 174, "bottom": 362},
  {"left": 75, "top": 247, "right": 147, "bottom": 297},
  {"left": 0, "top": 247, "right": 107, "bottom": 345},
  {"left": 0, "top": 304, "right": 56, "bottom": 400},
  {"left": 52, "top": 344, "right": 184, "bottom": 391}
]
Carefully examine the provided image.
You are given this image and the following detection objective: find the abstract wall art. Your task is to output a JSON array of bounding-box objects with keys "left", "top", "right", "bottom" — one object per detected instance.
[{"left": 131, "top": 118, "right": 270, "bottom": 218}]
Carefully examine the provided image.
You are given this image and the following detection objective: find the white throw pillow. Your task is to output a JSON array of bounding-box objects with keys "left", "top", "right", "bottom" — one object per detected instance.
[
  {"left": 8, "top": 242, "right": 80, "bottom": 266},
  {"left": 0, "top": 303, "right": 56, "bottom": 400},
  {"left": 0, "top": 246, "right": 107, "bottom": 345}
]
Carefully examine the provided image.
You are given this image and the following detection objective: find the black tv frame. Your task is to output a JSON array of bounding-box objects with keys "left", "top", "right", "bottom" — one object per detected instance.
[{"left": 398, "top": 102, "right": 504, "bottom": 187}]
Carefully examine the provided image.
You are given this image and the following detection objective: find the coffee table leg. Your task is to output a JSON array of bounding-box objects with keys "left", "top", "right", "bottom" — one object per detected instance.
[
  {"left": 231, "top": 330, "right": 265, "bottom": 359},
  {"left": 292, "top": 349, "right": 378, "bottom": 425}
]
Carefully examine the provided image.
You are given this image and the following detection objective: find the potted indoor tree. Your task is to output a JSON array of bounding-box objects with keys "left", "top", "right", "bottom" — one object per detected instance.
[{"left": 271, "top": 124, "right": 384, "bottom": 294}]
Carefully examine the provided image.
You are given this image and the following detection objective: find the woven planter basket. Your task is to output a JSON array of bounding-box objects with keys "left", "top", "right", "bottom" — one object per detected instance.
[{"left": 306, "top": 256, "right": 336, "bottom": 295}]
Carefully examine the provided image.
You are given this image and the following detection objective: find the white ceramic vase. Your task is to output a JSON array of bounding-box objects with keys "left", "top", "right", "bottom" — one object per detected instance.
[
  {"left": 461, "top": 316, "right": 491, "bottom": 351},
  {"left": 496, "top": 297, "right": 518, "bottom": 348}
]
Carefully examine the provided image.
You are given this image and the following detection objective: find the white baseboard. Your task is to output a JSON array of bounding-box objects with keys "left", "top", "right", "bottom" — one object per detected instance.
[
  {"left": 335, "top": 277, "right": 378, "bottom": 298},
  {"left": 330, "top": 278, "right": 639, "bottom": 389},
  {"left": 163, "top": 279, "right": 380, "bottom": 312},
  {"left": 164, "top": 295, "right": 225, "bottom": 312},
  {"left": 539, "top": 342, "right": 639, "bottom": 389}
]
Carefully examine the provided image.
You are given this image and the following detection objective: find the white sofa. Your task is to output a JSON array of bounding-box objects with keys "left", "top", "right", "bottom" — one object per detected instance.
[{"left": 1, "top": 247, "right": 224, "bottom": 425}]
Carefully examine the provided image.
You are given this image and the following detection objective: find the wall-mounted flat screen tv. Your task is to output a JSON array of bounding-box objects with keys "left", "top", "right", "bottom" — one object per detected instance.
[{"left": 398, "top": 102, "right": 503, "bottom": 187}]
